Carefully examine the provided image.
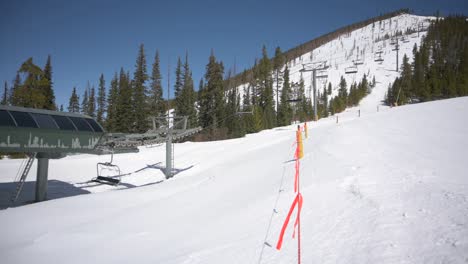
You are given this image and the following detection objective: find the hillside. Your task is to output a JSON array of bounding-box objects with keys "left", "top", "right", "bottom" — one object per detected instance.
[
  {"left": 237, "top": 13, "right": 434, "bottom": 112},
  {"left": 1, "top": 96, "right": 467, "bottom": 263}
]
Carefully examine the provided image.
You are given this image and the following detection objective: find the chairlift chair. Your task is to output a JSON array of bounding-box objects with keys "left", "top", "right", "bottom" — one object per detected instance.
[
  {"left": 316, "top": 70, "right": 328, "bottom": 78},
  {"left": 374, "top": 53, "right": 384, "bottom": 62},
  {"left": 345, "top": 66, "right": 358, "bottom": 74},
  {"left": 353, "top": 59, "right": 364, "bottom": 65},
  {"left": 92, "top": 152, "right": 122, "bottom": 185}
]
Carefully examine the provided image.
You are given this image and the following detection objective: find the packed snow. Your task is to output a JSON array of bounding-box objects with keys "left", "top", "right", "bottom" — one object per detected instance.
[
  {"left": 1, "top": 96, "right": 468, "bottom": 263},
  {"left": 1, "top": 13, "right": 467, "bottom": 264}
]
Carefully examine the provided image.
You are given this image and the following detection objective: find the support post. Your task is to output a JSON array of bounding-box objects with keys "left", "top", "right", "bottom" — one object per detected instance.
[
  {"left": 312, "top": 69, "right": 317, "bottom": 121},
  {"left": 165, "top": 134, "right": 173, "bottom": 178},
  {"left": 35, "top": 156, "right": 49, "bottom": 202}
]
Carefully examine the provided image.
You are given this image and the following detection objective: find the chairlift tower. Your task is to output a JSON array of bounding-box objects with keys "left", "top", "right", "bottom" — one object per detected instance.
[
  {"left": 300, "top": 62, "right": 329, "bottom": 121},
  {"left": 147, "top": 116, "right": 201, "bottom": 178}
]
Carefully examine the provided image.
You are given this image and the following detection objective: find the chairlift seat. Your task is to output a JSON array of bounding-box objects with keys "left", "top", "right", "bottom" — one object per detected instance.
[
  {"left": 345, "top": 66, "right": 358, "bottom": 74},
  {"left": 92, "top": 153, "right": 122, "bottom": 186},
  {"left": 92, "top": 176, "right": 121, "bottom": 185}
]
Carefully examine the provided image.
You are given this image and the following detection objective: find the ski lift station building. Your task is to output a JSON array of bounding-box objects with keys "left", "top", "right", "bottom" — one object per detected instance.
[
  {"left": 0, "top": 105, "right": 106, "bottom": 202},
  {"left": 0, "top": 105, "right": 105, "bottom": 153}
]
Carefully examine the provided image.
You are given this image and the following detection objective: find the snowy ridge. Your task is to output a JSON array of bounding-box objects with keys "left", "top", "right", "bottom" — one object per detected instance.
[{"left": 238, "top": 14, "right": 435, "bottom": 111}]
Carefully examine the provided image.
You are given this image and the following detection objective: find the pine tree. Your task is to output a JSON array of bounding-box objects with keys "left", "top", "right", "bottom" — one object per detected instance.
[
  {"left": 97, "top": 74, "right": 106, "bottom": 124},
  {"left": 149, "top": 50, "right": 165, "bottom": 118},
  {"left": 42, "top": 55, "right": 56, "bottom": 110},
  {"left": 338, "top": 76, "right": 347, "bottom": 111},
  {"left": 397, "top": 55, "right": 412, "bottom": 105},
  {"left": 179, "top": 53, "right": 197, "bottom": 127},
  {"left": 11, "top": 58, "right": 49, "bottom": 108},
  {"left": 116, "top": 69, "right": 134, "bottom": 132},
  {"left": 277, "top": 66, "right": 292, "bottom": 126},
  {"left": 60, "top": 104, "right": 64, "bottom": 112},
  {"left": 68, "top": 87, "right": 80, "bottom": 113},
  {"left": 296, "top": 76, "right": 308, "bottom": 121},
  {"left": 327, "top": 82, "right": 332, "bottom": 95},
  {"left": 356, "top": 74, "right": 368, "bottom": 101},
  {"left": 322, "top": 85, "right": 328, "bottom": 117},
  {"left": 174, "top": 57, "right": 183, "bottom": 114},
  {"left": 198, "top": 78, "right": 209, "bottom": 127},
  {"left": 106, "top": 72, "right": 119, "bottom": 131},
  {"left": 257, "top": 45, "right": 276, "bottom": 129},
  {"left": 1, "top": 81, "right": 8, "bottom": 105},
  {"left": 88, "top": 86, "right": 96, "bottom": 117},
  {"left": 81, "top": 86, "right": 89, "bottom": 114},
  {"left": 133, "top": 44, "right": 149, "bottom": 132},
  {"left": 201, "top": 50, "right": 225, "bottom": 133},
  {"left": 10, "top": 73, "right": 21, "bottom": 106}
]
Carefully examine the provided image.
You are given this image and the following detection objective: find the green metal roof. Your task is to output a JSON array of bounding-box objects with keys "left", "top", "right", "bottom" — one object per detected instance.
[{"left": 0, "top": 105, "right": 105, "bottom": 153}]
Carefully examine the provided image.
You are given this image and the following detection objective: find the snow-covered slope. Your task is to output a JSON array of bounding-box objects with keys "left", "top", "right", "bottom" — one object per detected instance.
[
  {"left": 238, "top": 14, "right": 434, "bottom": 111},
  {"left": 1, "top": 97, "right": 468, "bottom": 263}
]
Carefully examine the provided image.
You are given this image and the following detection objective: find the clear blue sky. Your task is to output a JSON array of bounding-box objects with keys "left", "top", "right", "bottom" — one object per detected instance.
[{"left": 1, "top": 0, "right": 466, "bottom": 108}]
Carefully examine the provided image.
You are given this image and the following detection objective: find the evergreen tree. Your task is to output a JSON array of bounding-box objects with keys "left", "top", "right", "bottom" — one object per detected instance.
[
  {"left": 10, "top": 73, "right": 21, "bottom": 106},
  {"left": 337, "top": 76, "right": 347, "bottom": 111},
  {"left": 200, "top": 50, "right": 225, "bottom": 134},
  {"left": 106, "top": 72, "right": 119, "bottom": 131},
  {"left": 257, "top": 45, "right": 276, "bottom": 129},
  {"left": 186, "top": 56, "right": 197, "bottom": 127},
  {"left": 116, "top": 69, "right": 133, "bottom": 132},
  {"left": 81, "top": 86, "right": 89, "bottom": 114},
  {"left": 277, "top": 66, "right": 292, "bottom": 126},
  {"left": 88, "top": 86, "right": 96, "bottom": 117},
  {"left": 296, "top": 77, "right": 309, "bottom": 121},
  {"left": 60, "top": 104, "right": 63, "bottom": 112},
  {"left": 149, "top": 50, "right": 165, "bottom": 118},
  {"left": 327, "top": 82, "right": 332, "bottom": 95},
  {"left": 176, "top": 53, "right": 197, "bottom": 127},
  {"left": 198, "top": 78, "right": 208, "bottom": 127},
  {"left": 133, "top": 44, "right": 149, "bottom": 132},
  {"left": 360, "top": 74, "right": 369, "bottom": 97},
  {"left": 322, "top": 85, "right": 328, "bottom": 117},
  {"left": 1, "top": 81, "right": 8, "bottom": 105},
  {"left": 11, "top": 58, "right": 50, "bottom": 108},
  {"left": 396, "top": 55, "right": 412, "bottom": 105},
  {"left": 68, "top": 87, "right": 80, "bottom": 113},
  {"left": 42, "top": 55, "right": 56, "bottom": 110},
  {"left": 174, "top": 57, "right": 183, "bottom": 113},
  {"left": 97, "top": 74, "right": 106, "bottom": 124}
]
